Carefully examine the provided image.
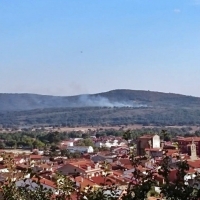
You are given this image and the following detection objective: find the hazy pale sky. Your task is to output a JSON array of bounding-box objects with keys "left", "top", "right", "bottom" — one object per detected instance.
[{"left": 0, "top": 0, "right": 200, "bottom": 96}]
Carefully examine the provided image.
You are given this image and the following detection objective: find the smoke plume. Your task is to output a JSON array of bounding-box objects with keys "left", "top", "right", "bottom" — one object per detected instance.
[{"left": 77, "top": 95, "right": 147, "bottom": 108}]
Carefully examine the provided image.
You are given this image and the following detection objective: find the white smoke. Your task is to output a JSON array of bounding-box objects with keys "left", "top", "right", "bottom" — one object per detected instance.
[{"left": 77, "top": 95, "right": 147, "bottom": 108}]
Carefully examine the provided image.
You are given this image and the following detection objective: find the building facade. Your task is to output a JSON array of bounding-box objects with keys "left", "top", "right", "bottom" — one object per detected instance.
[
  {"left": 175, "top": 137, "right": 200, "bottom": 156},
  {"left": 137, "top": 134, "right": 161, "bottom": 156}
]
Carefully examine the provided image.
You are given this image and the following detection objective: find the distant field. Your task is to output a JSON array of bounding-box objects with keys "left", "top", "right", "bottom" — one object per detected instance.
[
  {"left": 43, "top": 124, "right": 200, "bottom": 133},
  {"left": 1, "top": 124, "right": 200, "bottom": 133},
  {"left": 0, "top": 149, "right": 32, "bottom": 154}
]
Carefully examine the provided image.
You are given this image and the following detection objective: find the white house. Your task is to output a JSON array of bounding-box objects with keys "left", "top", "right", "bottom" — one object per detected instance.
[
  {"left": 67, "top": 146, "right": 94, "bottom": 153},
  {"left": 95, "top": 139, "right": 125, "bottom": 148}
]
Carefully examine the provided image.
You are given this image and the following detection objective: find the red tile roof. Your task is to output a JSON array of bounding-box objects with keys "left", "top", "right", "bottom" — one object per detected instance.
[
  {"left": 29, "top": 155, "right": 42, "bottom": 160},
  {"left": 176, "top": 137, "right": 200, "bottom": 142},
  {"left": 91, "top": 176, "right": 115, "bottom": 185},
  {"left": 188, "top": 160, "right": 200, "bottom": 168},
  {"left": 166, "top": 149, "right": 179, "bottom": 156},
  {"left": 119, "top": 159, "right": 132, "bottom": 165},
  {"left": 32, "top": 177, "right": 56, "bottom": 188},
  {"left": 139, "top": 135, "right": 154, "bottom": 139},
  {"left": 75, "top": 176, "right": 97, "bottom": 190}
]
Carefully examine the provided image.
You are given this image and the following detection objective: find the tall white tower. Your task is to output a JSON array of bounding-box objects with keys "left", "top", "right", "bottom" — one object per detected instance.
[{"left": 190, "top": 138, "right": 197, "bottom": 160}]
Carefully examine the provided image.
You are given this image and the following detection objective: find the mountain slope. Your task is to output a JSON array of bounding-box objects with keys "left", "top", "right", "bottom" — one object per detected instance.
[{"left": 0, "top": 89, "right": 200, "bottom": 111}]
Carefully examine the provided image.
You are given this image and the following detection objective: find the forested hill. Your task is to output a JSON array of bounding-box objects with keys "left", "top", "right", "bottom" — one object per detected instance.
[{"left": 0, "top": 89, "right": 200, "bottom": 111}]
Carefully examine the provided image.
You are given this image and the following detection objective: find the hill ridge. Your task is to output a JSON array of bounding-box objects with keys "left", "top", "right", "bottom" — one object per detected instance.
[
  {"left": 0, "top": 89, "right": 198, "bottom": 97},
  {"left": 0, "top": 89, "right": 200, "bottom": 111}
]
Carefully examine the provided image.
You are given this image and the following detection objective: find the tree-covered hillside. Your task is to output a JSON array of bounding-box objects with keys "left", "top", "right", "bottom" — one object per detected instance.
[
  {"left": 1, "top": 89, "right": 200, "bottom": 127},
  {"left": 1, "top": 89, "right": 200, "bottom": 111},
  {"left": 1, "top": 106, "right": 200, "bottom": 128}
]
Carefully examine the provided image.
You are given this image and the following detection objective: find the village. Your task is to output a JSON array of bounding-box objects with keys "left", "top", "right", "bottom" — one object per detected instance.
[{"left": 0, "top": 132, "right": 200, "bottom": 199}]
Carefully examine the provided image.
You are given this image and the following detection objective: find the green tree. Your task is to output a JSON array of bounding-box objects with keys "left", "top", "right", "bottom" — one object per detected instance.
[
  {"left": 5, "top": 140, "right": 16, "bottom": 148},
  {"left": 122, "top": 130, "right": 132, "bottom": 141},
  {"left": 32, "top": 140, "right": 45, "bottom": 149},
  {"left": 0, "top": 141, "right": 5, "bottom": 149},
  {"left": 76, "top": 138, "right": 94, "bottom": 147}
]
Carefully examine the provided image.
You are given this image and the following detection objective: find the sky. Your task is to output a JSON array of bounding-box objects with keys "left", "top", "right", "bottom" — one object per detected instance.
[{"left": 0, "top": 0, "right": 200, "bottom": 96}]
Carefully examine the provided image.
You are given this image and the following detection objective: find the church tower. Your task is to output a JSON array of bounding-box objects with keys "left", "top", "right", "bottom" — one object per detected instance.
[{"left": 190, "top": 138, "right": 197, "bottom": 160}]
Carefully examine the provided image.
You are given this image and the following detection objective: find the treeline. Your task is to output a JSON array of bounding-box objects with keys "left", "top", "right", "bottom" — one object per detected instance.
[
  {"left": 1, "top": 106, "right": 200, "bottom": 128},
  {"left": 0, "top": 131, "right": 63, "bottom": 149},
  {"left": 0, "top": 126, "right": 200, "bottom": 149}
]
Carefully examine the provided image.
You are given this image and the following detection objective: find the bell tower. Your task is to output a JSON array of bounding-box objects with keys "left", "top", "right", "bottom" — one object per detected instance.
[{"left": 190, "top": 138, "right": 197, "bottom": 160}]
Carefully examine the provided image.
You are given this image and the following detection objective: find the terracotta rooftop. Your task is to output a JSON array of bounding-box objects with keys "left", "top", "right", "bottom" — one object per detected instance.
[
  {"left": 39, "top": 163, "right": 52, "bottom": 169},
  {"left": 188, "top": 167, "right": 196, "bottom": 173},
  {"left": 176, "top": 137, "right": 200, "bottom": 142},
  {"left": 118, "top": 158, "right": 132, "bottom": 165},
  {"left": 32, "top": 177, "right": 56, "bottom": 188},
  {"left": 75, "top": 176, "right": 97, "bottom": 190},
  {"left": 188, "top": 159, "right": 200, "bottom": 168},
  {"left": 16, "top": 164, "right": 29, "bottom": 170},
  {"left": 113, "top": 170, "right": 123, "bottom": 177},
  {"left": 29, "top": 155, "right": 42, "bottom": 160},
  {"left": 91, "top": 176, "right": 115, "bottom": 186},
  {"left": 139, "top": 135, "right": 154, "bottom": 139},
  {"left": 124, "top": 164, "right": 133, "bottom": 170}
]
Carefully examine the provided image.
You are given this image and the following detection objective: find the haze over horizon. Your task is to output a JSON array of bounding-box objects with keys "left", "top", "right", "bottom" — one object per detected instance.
[
  {"left": 1, "top": 0, "right": 200, "bottom": 97},
  {"left": 1, "top": 89, "right": 200, "bottom": 99}
]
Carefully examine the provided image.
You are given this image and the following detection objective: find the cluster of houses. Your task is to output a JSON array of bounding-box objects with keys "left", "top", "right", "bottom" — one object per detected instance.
[
  {"left": 0, "top": 134, "right": 200, "bottom": 199},
  {"left": 59, "top": 136, "right": 127, "bottom": 153}
]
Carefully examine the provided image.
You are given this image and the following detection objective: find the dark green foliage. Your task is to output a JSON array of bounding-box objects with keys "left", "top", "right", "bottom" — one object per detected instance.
[
  {"left": 2, "top": 106, "right": 200, "bottom": 127},
  {"left": 2, "top": 89, "right": 200, "bottom": 127},
  {"left": 122, "top": 130, "right": 132, "bottom": 141},
  {"left": 76, "top": 138, "right": 95, "bottom": 147},
  {"left": 5, "top": 140, "right": 16, "bottom": 148}
]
